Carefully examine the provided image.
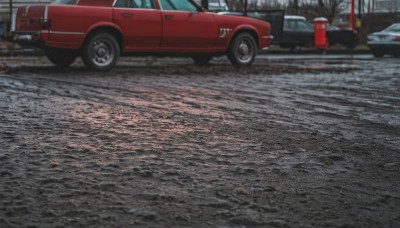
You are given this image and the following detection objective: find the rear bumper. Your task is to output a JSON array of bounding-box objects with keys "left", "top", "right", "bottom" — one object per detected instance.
[
  {"left": 12, "top": 31, "right": 44, "bottom": 47},
  {"left": 367, "top": 43, "right": 400, "bottom": 55}
]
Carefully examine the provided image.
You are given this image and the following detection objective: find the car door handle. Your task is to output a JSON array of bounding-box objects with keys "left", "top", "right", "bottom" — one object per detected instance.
[
  {"left": 164, "top": 14, "right": 174, "bottom": 20},
  {"left": 122, "top": 13, "right": 133, "bottom": 17}
]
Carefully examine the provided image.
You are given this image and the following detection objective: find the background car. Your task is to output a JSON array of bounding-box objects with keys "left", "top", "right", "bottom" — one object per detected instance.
[
  {"left": 367, "top": 23, "right": 400, "bottom": 57},
  {"left": 195, "top": 0, "right": 228, "bottom": 12},
  {"left": 279, "top": 15, "right": 358, "bottom": 51}
]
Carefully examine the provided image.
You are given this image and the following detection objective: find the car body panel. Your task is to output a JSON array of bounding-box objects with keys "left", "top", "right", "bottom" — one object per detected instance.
[
  {"left": 113, "top": 8, "right": 162, "bottom": 52},
  {"left": 160, "top": 11, "right": 218, "bottom": 51}
]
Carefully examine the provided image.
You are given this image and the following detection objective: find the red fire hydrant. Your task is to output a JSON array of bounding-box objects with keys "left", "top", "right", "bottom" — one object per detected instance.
[{"left": 313, "top": 17, "right": 329, "bottom": 50}]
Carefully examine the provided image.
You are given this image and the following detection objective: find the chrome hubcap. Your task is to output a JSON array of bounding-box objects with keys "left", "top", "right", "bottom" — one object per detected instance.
[
  {"left": 91, "top": 39, "right": 114, "bottom": 66},
  {"left": 237, "top": 40, "right": 253, "bottom": 63}
]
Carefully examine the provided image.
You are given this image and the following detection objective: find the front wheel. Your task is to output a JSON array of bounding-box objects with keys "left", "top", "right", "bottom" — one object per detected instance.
[
  {"left": 227, "top": 33, "right": 257, "bottom": 68},
  {"left": 44, "top": 47, "right": 77, "bottom": 68},
  {"left": 81, "top": 32, "right": 120, "bottom": 71}
]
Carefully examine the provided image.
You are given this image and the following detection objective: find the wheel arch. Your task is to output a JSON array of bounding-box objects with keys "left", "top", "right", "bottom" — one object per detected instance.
[
  {"left": 229, "top": 28, "right": 259, "bottom": 50},
  {"left": 81, "top": 24, "right": 124, "bottom": 52}
]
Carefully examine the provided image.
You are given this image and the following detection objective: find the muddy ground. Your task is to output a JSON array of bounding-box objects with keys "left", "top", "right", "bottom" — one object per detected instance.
[{"left": 0, "top": 55, "right": 399, "bottom": 228}]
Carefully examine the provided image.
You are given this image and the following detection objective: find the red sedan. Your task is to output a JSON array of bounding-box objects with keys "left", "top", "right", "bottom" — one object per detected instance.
[{"left": 12, "top": 0, "right": 272, "bottom": 70}]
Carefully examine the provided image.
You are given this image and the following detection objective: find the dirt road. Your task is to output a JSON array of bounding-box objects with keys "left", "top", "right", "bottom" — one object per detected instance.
[{"left": 1, "top": 55, "right": 399, "bottom": 227}]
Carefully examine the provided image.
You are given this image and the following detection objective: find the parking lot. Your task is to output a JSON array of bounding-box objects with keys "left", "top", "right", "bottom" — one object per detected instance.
[{"left": 1, "top": 54, "right": 399, "bottom": 227}]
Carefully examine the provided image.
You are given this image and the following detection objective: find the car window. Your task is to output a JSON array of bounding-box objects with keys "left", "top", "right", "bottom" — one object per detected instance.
[
  {"left": 114, "top": 0, "right": 135, "bottom": 8},
  {"left": 52, "top": 0, "right": 77, "bottom": 4},
  {"left": 297, "top": 21, "right": 313, "bottom": 30},
  {"left": 283, "top": 20, "right": 294, "bottom": 30},
  {"left": 384, "top": 24, "right": 400, "bottom": 33},
  {"left": 114, "top": 0, "right": 155, "bottom": 8},
  {"left": 160, "top": 0, "right": 197, "bottom": 11},
  {"left": 133, "top": 0, "right": 155, "bottom": 8}
]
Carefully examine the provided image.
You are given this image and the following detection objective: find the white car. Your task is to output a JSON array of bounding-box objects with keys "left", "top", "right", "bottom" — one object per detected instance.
[{"left": 367, "top": 23, "right": 400, "bottom": 57}]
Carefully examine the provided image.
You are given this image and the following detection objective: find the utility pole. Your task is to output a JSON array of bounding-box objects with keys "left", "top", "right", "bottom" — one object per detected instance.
[
  {"left": 9, "top": 0, "right": 13, "bottom": 22},
  {"left": 350, "top": 0, "right": 355, "bottom": 31},
  {"left": 8, "top": 0, "right": 13, "bottom": 38},
  {"left": 244, "top": 0, "right": 248, "bottom": 15}
]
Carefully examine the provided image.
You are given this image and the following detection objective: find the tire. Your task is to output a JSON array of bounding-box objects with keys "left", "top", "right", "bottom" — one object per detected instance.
[
  {"left": 344, "top": 38, "right": 358, "bottom": 50},
  {"left": 44, "top": 47, "right": 77, "bottom": 68},
  {"left": 347, "top": 34, "right": 359, "bottom": 50},
  {"left": 81, "top": 32, "right": 120, "bottom": 71},
  {"left": 227, "top": 33, "right": 257, "bottom": 68},
  {"left": 191, "top": 55, "right": 212, "bottom": 66},
  {"left": 372, "top": 51, "right": 384, "bottom": 58}
]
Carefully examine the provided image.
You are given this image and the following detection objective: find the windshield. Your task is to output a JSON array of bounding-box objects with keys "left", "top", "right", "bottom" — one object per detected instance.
[{"left": 383, "top": 23, "right": 400, "bottom": 33}]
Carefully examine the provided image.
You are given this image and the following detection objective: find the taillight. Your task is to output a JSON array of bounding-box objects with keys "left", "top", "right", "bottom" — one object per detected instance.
[
  {"left": 394, "top": 36, "right": 400, "bottom": 41},
  {"left": 27, "top": 18, "right": 51, "bottom": 29}
]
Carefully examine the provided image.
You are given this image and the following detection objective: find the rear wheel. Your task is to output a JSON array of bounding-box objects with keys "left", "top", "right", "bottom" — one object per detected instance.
[
  {"left": 44, "top": 47, "right": 77, "bottom": 68},
  {"left": 227, "top": 33, "right": 257, "bottom": 68},
  {"left": 81, "top": 32, "right": 120, "bottom": 71}
]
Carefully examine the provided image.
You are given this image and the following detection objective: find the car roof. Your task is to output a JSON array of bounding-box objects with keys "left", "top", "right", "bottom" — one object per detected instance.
[{"left": 284, "top": 15, "right": 307, "bottom": 20}]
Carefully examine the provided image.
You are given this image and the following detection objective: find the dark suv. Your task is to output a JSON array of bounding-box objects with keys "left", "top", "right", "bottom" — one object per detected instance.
[{"left": 279, "top": 15, "right": 358, "bottom": 51}]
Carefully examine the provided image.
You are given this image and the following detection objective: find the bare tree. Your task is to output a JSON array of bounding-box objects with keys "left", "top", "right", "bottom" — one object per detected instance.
[
  {"left": 9, "top": 0, "right": 13, "bottom": 21},
  {"left": 254, "top": 0, "right": 346, "bottom": 22},
  {"left": 317, "top": 0, "right": 345, "bottom": 22},
  {"left": 224, "top": 0, "right": 245, "bottom": 11}
]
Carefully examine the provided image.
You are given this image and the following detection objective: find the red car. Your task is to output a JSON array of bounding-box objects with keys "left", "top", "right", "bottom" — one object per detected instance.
[{"left": 12, "top": 0, "right": 272, "bottom": 70}]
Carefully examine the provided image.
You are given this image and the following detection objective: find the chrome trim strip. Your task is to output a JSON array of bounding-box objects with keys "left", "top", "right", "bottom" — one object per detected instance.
[
  {"left": 161, "top": 10, "right": 199, "bottom": 13},
  {"left": 113, "top": 7, "right": 157, "bottom": 11},
  {"left": 49, "top": 31, "right": 85, "bottom": 35},
  {"left": 44, "top": 5, "right": 48, "bottom": 20}
]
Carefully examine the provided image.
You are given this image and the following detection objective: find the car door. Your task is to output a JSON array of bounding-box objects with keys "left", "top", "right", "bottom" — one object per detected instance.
[
  {"left": 159, "top": 0, "right": 218, "bottom": 51},
  {"left": 280, "top": 19, "right": 296, "bottom": 47},
  {"left": 294, "top": 20, "right": 314, "bottom": 46},
  {"left": 113, "top": 0, "right": 162, "bottom": 52}
]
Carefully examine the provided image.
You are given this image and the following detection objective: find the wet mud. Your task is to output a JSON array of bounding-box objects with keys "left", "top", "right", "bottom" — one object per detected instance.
[{"left": 0, "top": 56, "right": 399, "bottom": 227}]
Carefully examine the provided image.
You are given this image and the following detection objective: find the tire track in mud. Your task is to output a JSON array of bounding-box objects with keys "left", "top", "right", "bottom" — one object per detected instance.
[{"left": 0, "top": 56, "right": 399, "bottom": 227}]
